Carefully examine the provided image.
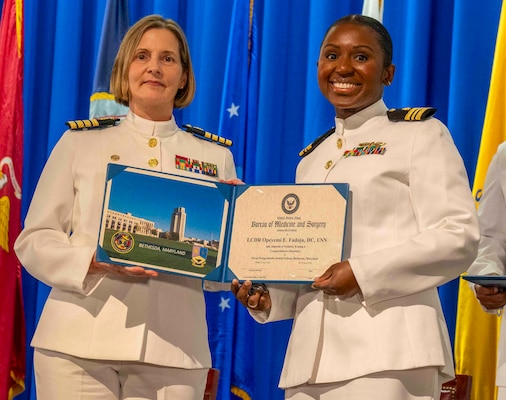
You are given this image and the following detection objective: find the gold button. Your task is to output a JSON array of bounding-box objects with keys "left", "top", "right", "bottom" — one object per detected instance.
[
  {"left": 148, "top": 138, "right": 158, "bottom": 147},
  {"left": 325, "top": 160, "right": 332, "bottom": 169},
  {"left": 110, "top": 155, "right": 120, "bottom": 161},
  {"left": 148, "top": 158, "right": 159, "bottom": 167},
  {"left": 337, "top": 138, "right": 343, "bottom": 149}
]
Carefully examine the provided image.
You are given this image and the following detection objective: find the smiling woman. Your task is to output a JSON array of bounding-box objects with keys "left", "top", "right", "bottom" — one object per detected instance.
[
  {"left": 126, "top": 28, "right": 187, "bottom": 120},
  {"left": 317, "top": 15, "right": 394, "bottom": 119},
  {"left": 14, "top": 14, "right": 237, "bottom": 400},
  {"left": 110, "top": 16, "right": 194, "bottom": 121},
  {"left": 231, "top": 14, "right": 480, "bottom": 400}
]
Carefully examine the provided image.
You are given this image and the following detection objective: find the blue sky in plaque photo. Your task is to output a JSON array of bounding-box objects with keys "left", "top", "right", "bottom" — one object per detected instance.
[{"left": 106, "top": 170, "right": 226, "bottom": 242}]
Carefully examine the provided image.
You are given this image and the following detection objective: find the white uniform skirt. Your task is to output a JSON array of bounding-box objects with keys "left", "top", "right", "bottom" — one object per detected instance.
[{"left": 285, "top": 367, "right": 441, "bottom": 400}]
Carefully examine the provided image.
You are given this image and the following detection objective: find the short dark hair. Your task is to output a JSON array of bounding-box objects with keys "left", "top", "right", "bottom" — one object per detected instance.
[{"left": 322, "top": 14, "right": 393, "bottom": 67}]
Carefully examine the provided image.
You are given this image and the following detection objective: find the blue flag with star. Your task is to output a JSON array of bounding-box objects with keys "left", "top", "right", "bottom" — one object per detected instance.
[
  {"left": 223, "top": 1, "right": 256, "bottom": 397},
  {"left": 89, "top": 0, "right": 130, "bottom": 119},
  {"left": 209, "top": 2, "right": 289, "bottom": 399},
  {"left": 205, "top": 289, "right": 237, "bottom": 400},
  {"left": 218, "top": 0, "right": 251, "bottom": 180}
]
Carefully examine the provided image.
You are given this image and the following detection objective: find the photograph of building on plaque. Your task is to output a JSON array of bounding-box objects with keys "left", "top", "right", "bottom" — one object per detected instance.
[{"left": 97, "top": 166, "right": 228, "bottom": 278}]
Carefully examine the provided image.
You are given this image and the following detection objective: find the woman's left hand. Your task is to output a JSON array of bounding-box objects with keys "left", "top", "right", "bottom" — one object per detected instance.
[
  {"left": 475, "top": 284, "right": 506, "bottom": 310},
  {"left": 311, "top": 261, "right": 360, "bottom": 299},
  {"left": 88, "top": 253, "right": 158, "bottom": 278},
  {"left": 231, "top": 279, "right": 271, "bottom": 311},
  {"left": 220, "top": 178, "right": 244, "bottom": 185}
]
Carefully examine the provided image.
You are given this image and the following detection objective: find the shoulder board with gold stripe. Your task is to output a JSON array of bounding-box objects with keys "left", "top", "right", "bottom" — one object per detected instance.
[
  {"left": 299, "top": 127, "right": 335, "bottom": 157},
  {"left": 66, "top": 117, "right": 120, "bottom": 130},
  {"left": 183, "top": 124, "right": 233, "bottom": 147},
  {"left": 387, "top": 107, "right": 437, "bottom": 122}
]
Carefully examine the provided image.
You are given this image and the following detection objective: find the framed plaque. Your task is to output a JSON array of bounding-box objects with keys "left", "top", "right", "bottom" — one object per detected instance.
[{"left": 96, "top": 164, "right": 349, "bottom": 282}]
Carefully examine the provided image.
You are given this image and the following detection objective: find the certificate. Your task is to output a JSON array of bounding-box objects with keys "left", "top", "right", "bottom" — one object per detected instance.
[
  {"left": 221, "top": 185, "right": 348, "bottom": 282},
  {"left": 96, "top": 164, "right": 349, "bottom": 282}
]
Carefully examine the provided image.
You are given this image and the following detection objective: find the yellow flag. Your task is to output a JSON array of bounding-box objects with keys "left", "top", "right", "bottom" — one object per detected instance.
[{"left": 454, "top": 1, "right": 506, "bottom": 398}]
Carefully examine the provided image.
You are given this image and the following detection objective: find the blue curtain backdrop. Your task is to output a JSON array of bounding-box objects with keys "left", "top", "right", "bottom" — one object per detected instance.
[{"left": 17, "top": 0, "right": 502, "bottom": 399}]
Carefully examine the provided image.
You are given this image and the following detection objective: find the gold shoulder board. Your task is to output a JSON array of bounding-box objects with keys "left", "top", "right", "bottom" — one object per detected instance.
[
  {"left": 299, "top": 127, "right": 335, "bottom": 157},
  {"left": 387, "top": 107, "right": 437, "bottom": 122},
  {"left": 66, "top": 117, "right": 120, "bottom": 130},
  {"left": 183, "top": 124, "right": 233, "bottom": 147}
]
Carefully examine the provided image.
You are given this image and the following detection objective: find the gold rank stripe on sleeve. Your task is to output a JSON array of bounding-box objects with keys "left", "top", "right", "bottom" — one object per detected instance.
[
  {"left": 387, "top": 107, "right": 437, "bottom": 122},
  {"left": 66, "top": 117, "right": 120, "bottom": 130},
  {"left": 182, "top": 124, "right": 233, "bottom": 147}
]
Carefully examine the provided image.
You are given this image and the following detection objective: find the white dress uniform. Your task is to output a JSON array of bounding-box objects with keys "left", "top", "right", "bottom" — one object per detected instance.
[
  {"left": 467, "top": 142, "right": 506, "bottom": 398},
  {"left": 14, "top": 112, "right": 236, "bottom": 372},
  {"left": 251, "top": 100, "right": 479, "bottom": 397}
]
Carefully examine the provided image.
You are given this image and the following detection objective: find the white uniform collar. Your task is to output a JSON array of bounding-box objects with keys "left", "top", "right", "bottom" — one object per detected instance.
[
  {"left": 334, "top": 99, "right": 388, "bottom": 134},
  {"left": 122, "top": 111, "right": 180, "bottom": 138}
]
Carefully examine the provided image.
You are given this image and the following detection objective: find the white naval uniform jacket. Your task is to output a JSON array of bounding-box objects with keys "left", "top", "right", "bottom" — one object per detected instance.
[
  {"left": 467, "top": 141, "right": 506, "bottom": 387},
  {"left": 14, "top": 112, "right": 236, "bottom": 368},
  {"left": 253, "top": 100, "right": 479, "bottom": 389}
]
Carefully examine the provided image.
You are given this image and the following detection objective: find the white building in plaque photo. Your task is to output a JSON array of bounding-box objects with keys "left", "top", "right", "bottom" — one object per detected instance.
[
  {"left": 105, "top": 206, "right": 190, "bottom": 243},
  {"left": 104, "top": 210, "right": 155, "bottom": 236},
  {"left": 170, "top": 207, "right": 187, "bottom": 240}
]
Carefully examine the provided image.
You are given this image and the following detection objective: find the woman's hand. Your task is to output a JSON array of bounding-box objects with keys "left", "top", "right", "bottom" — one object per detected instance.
[
  {"left": 88, "top": 253, "right": 158, "bottom": 278},
  {"left": 475, "top": 284, "right": 506, "bottom": 310},
  {"left": 231, "top": 279, "right": 271, "bottom": 311},
  {"left": 220, "top": 178, "right": 244, "bottom": 185},
  {"left": 311, "top": 260, "right": 360, "bottom": 299}
]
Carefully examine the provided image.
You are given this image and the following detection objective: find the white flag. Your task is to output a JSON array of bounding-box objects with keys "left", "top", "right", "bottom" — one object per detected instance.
[{"left": 362, "top": 0, "right": 384, "bottom": 22}]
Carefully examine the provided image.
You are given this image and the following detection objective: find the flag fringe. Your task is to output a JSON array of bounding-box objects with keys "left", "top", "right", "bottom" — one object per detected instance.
[
  {"left": 15, "top": 0, "right": 22, "bottom": 57},
  {"left": 231, "top": 385, "right": 252, "bottom": 400},
  {"left": 8, "top": 369, "right": 25, "bottom": 400},
  {"left": 90, "top": 92, "right": 117, "bottom": 102}
]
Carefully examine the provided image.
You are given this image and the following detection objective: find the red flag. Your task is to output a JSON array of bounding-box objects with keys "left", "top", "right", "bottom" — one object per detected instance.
[{"left": 0, "top": 0, "right": 26, "bottom": 398}]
